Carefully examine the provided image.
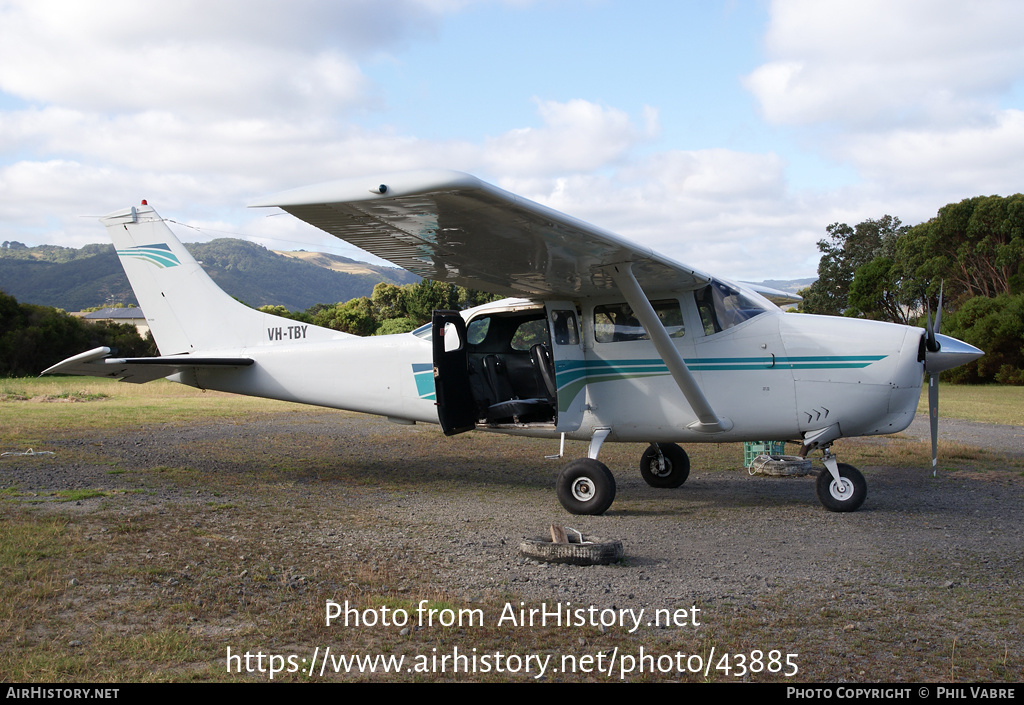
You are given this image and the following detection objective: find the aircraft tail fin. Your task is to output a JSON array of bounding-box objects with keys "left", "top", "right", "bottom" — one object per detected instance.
[{"left": 102, "top": 203, "right": 345, "bottom": 355}]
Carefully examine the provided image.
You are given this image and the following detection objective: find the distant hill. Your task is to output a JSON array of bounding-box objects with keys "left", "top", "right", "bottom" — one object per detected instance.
[
  {"left": 1, "top": 238, "right": 815, "bottom": 311},
  {"left": 750, "top": 278, "right": 816, "bottom": 295},
  {"left": 272, "top": 250, "right": 388, "bottom": 276},
  {"left": 0, "top": 238, "right": 418, "bottom": 312}
]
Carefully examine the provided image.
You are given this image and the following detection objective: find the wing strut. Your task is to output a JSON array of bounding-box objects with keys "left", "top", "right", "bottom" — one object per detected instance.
[{"left": 604, "top": 263, "right": 733, "bottom": 433}]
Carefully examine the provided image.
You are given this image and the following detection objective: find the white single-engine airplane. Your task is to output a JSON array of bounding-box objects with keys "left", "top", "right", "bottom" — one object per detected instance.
[{"left": 46, "top": 170, "right": 983, "bottom": 515}]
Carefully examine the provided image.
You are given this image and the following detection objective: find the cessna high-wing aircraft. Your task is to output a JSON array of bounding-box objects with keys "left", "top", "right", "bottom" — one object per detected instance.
[{"left": 45, "top": 170, "right": 983, "bottom": 515}]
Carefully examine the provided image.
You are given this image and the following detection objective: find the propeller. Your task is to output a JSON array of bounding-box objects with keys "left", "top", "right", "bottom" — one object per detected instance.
[
  {"left": 925, "top": 285, "right": 943, "bottom": 469},
  {"left": 922, "top": 283, "right": 984, "bottom": 471}
]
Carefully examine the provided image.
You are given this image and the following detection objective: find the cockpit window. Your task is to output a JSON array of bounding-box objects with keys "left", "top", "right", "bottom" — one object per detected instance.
[{"left": 695, "top": 279, "right": 769, "bottom": 335}]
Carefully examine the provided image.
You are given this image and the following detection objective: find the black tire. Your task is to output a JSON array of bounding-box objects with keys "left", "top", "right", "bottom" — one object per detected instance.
[
  {"left": 557, "top": 458, "right": 616, "bottom": 515},
  {"left": 519, "top": 535, "right": 624, "bottom": 565},
  {"left": 815, "top": 463, "right": 867, "bottom": 512},
  {"left": 640, "top": 443, "right": 690, "bottom": 488}
]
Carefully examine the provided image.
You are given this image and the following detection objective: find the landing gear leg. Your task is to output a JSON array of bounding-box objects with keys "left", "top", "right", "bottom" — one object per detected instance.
[
  {"left": 815, "top": 447, "right": 867, "bottom": 512},
  {"left": 556, "top": 428, "right": 616, "bottom": 515}
]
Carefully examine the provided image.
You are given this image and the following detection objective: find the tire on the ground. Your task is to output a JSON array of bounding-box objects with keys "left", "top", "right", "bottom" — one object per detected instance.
[
  {"left": 519, "top": 535, "right": 624, "bottom": 565},
  {"left": 748, "top": 454, "right": 813, "bottom": 477}
]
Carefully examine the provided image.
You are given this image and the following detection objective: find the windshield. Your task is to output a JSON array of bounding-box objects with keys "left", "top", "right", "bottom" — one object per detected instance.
[{"left": 695, "top": 279, "right": 770, "bottom": 335}]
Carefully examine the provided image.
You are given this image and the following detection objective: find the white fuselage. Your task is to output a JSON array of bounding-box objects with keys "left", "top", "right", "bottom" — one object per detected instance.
[{"left": 177, "top": 299, "right": 927, "bottom": 447}]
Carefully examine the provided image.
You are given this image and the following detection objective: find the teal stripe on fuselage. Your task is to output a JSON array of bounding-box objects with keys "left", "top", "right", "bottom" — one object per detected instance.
[
  {"left": 554, "top": 355, "right": 885, "bottom": 386},
  {"left": 412, "top": 353, "right": 888, "bottom": 411},
  {"left": 553, "top": 355, "right": 887, "bottom": 409},
  {"left": 412, "top": 362, "right": 435, "bottom": 400}
]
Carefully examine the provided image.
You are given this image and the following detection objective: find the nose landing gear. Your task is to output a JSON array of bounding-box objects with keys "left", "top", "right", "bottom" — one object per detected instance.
[{"left": 816, "top": 449, "right": 867, "bottom": 512}]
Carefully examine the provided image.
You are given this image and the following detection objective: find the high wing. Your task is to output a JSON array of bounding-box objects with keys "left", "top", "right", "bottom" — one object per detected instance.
[
  {"left": 249, "top": 169, "right": 711, "bottom": 298},
  {"left": 42, "top": 347, "right": 253, "bottom": 384}
]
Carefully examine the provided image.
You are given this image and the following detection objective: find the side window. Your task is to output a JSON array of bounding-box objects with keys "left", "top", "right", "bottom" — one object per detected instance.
[
  {"left": 510, "top": 318, "right": 549, "bottom": 351},
  {"left": 593, "top": 300, "right": 685, "bottom": 343},
  {"left": 466, "top": 316, "right": 491, "bottom": 345},
  {"left": 550, "top": 310, "right": 579, "bottom": 345}
]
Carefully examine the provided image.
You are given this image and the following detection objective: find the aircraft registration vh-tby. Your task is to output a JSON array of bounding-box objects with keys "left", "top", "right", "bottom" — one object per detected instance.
[{"left": 45, "top": 170, "right": 983, "bottom": 515}]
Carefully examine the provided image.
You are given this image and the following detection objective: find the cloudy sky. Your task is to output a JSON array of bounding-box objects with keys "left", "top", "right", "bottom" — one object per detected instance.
[{"left": 1, "top": 0, "right": 1022, "bottom": 281}]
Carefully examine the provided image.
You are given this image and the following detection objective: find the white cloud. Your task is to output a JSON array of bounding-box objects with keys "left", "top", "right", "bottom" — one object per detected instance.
[
  {"left": 738, "top": 0, "right": 1024, "bottom": 238},
  {"left": 481, "top": 99, "right": 659, "bottom": 176},
  {"left": 745, "top": 0, "right": 1024, "bottom": 128},
  {"left": 0, "top": 83, "right": 895, "bottom": 280},
  {"left": 0, "top": 0, "right": 447, "bottom": 118},
  {"left": 488, "top": 147, "right": 815, "bottom": 279},
  {"left": 835, "top": 109, "right": 1024, "bottom": 197},
  {"left": 5, "top": 1, "right": 1020, "bottom": 284}
]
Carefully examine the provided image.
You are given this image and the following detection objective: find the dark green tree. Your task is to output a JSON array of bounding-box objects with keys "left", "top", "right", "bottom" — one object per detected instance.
[
  {"left": 897, "top": 194, "right": 1024, "bottom": 303},
  {"left": 0, "top": 290, "right": 154, "bottom": 376},
  {"left": 311, "top": 297, "right": 377, "bottom": 336},
  {"left": 405, "top": 280, "right": 461, "bottom": 325},
  {"left": 846, "top": 256, "right": 916, "bottom": 324},
  {"left": 370, "top": 282, "right": 408, "bottom": 321},
  {"left": 800, "top": 216, "right": 909, "bottom": 316},
  {"left": 257, "top": 304, "right": 312, "bottom": 323},
  {"left": 941, "top": 293, "right": 1024, "bottom": 385}
]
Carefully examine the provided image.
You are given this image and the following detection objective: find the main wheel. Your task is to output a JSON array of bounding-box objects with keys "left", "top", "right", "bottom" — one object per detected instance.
[
  {"left": 640, "top": 443, "right": 690, "bottom": 488},
  {"left": 557, "top": 459, "right": 616, "bottom": 515},
  {"left": 815, "top": 463, "right": 867, "bottom": 512}
]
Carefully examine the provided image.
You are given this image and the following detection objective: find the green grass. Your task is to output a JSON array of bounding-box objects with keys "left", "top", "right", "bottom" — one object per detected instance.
[
  {"left": 916, "top": 383, "right": 1024, "bottom": 426},
  {"left": 0, "top": 377, "right": 308, "bottom": 442},
  {"left": 54, "top": 489, "right": 109, "bottom": 502}
]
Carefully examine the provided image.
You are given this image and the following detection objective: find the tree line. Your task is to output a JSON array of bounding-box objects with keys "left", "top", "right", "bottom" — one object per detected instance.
[
  {"left": 799, "top": 194, "right": 1023, "bottom": 384},
  {"left": 0, "top": 291, "right": 156, "bottom": 377},
  {"left": 1, "top": 280, "right": 500, "bottom": 376},
  {"left": 257, "top": 280, "right": 501, "bottom": 337}
]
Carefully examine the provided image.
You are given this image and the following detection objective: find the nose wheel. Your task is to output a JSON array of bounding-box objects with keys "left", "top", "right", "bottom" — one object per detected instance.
[{"left": 815, "top": 453, "right": 866, "bottom": 512}]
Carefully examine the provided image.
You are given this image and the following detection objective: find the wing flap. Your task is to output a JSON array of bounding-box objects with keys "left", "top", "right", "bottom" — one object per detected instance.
[
  {"left": 251, "top": 170, "right": 710, "bottom": 298},
  {"left": 42, "top": 347, "right": 254, "bottom": 384}
]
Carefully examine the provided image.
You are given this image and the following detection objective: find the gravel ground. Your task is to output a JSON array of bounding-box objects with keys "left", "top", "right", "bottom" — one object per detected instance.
[
  {"left": 4, "top": 411, "right": 1021, "bottom": 605},
  {"left": 901, "top": 415, "right": 1024, "bottom": 457},
  {"left": 3, "top": 408, "right": 1022, "bottom": 681}
]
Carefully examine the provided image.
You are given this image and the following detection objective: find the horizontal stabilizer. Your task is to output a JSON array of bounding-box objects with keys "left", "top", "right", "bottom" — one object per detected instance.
[
  {"left": 42, "top": 347, "right": 253, "bottom": 384},
  {"left": 740, "top": 282, "right": 803, "bottom": 307}
]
